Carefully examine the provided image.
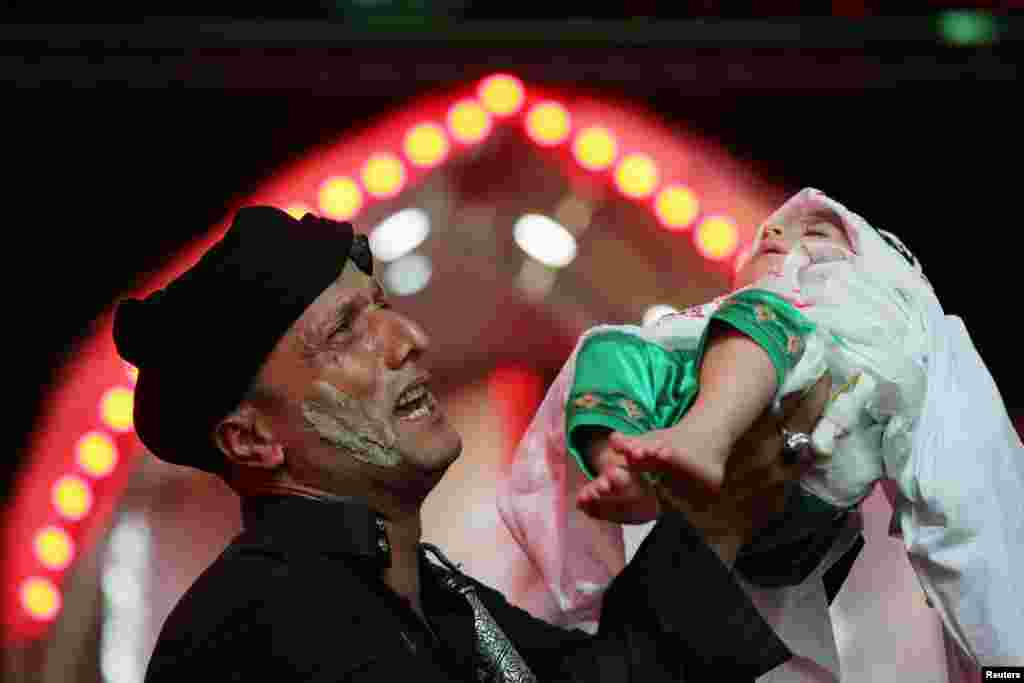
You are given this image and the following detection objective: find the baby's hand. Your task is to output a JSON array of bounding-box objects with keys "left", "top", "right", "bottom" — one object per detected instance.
[{"left": 577, "top": 436, "right": 660, "bottom": 524}]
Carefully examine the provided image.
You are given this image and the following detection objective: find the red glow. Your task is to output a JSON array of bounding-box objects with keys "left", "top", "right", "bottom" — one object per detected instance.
[
  {"left": 447, "top": 99, "right": 493, "bottom": 145},
  {"left": 525, "top": 101, "right": 571, "bottom": 147},
  {"left": 694, "top": 216, "right": 740, "bottom": 261},
  {"left": 20, "top": 577, "right": 61, "bottom": 622},
  {"left": 613, "top": 153, "right": 659, "bottom": 199},
  {"left": 572, "top": 126, "right": 618, "bottom": 171},
  {"left": 34, "top": 527, "right": 75, "bottom": 571},
  {"left": 9, "top": 77, "right": 781, "bottom": 645},
  {"left": 284, "top": 204, "right": 312, "bottom": 220},
  {"left": 76, "top": 431, "right": 119, "bottom": 478},
  {"left": 361, "top": 153, "right": 406, "bottom": 199},
  {"left": 404, "top": 122, "right": 450, "bottom": 168},
  {"left": 318, "top": 176, "right": 363, "bottom": 220},
  {"left": 100, "top": 386, "right": 134, "bottom": 432},
  {"left": 487, "top": 367, "right": 546, "bottom": 463},
  {"left": 478, "top": 74, "right": 525, "bottom": 117},
  {"left": 655, "top": 184, "right": 700, "bottom": 231},
  {"left": 52, "top": 475, "right": 92, "bottom": 521}
]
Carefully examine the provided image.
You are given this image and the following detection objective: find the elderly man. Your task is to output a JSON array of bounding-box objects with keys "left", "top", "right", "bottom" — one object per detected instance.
[{"left": 114, "top": 206, "right": 829, "bottom": 682}]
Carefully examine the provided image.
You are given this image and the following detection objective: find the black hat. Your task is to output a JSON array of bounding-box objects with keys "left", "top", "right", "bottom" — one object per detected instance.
[{"left": 113, "top": 206, "right": 372, "bottom": 474}]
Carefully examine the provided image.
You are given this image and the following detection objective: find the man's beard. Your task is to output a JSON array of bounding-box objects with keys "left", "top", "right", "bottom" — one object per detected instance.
[{"left": 301, "top": 381, "right": 403, "bottom": 468}]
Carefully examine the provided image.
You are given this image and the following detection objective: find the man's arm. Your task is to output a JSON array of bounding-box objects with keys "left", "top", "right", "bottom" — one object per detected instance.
[
  {"left": 470, "top": 508, "right": 789, "bottom": 682},
  {"left": 477, "top": 374, "right": 833, "bottom": 682}
]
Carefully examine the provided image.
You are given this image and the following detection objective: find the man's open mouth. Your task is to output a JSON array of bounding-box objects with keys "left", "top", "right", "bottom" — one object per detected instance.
[{"left": 394, "top": 381, "right": 437, "bottom": 420}]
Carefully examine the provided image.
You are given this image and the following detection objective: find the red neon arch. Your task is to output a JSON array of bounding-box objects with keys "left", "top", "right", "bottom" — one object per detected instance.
[{"left": 4, "top": 74, "right": 784, "bottom": 642}]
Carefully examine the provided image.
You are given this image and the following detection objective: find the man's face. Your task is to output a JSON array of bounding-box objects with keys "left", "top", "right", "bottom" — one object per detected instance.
[
  {"left": 257, "top": 261, "right": 462, "bottom": 497},
  {"left": 734, "top": 207, "right": 853, "bottom": 290}
]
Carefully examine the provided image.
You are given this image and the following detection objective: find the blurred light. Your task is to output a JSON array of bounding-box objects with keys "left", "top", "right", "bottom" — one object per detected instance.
[
  {"left": 21, "top": 577, "right": 61, "bottom": 621},
  {"left": 614, "top": 154, "right": 659, "bottom": 199},
  {"left": 284, "top": 204, "right": 311, "bottom": 220},
  {"left": 488, "top": 366, "right": 546, "bottom": 453},
  {"left": 516, "top": 258, "right": 558, "bottom": 300},
  {"left": 102, "top": 565, "right": 141, "bottom": 609},
  {"left": 642, "top": 304, "right": 679, "bottom": 326},
  {"left": 101, "top": 514, "right": 150, "bottom": 683},
  {"left": 361, "top": 153, "right": 406, "bottom": 199},
  {"left": 101, "top": 387, "right": 134, "bottom": 432},
  {"left": 102, "top": 515, "right": 150, "bottom": 609},
  {"left": 478, "top": 74, "right": 525, "bottom": 116},
  {"left": 573, "top": 126, "right": 618, "bottom": 171},
  {"left": 404, "top": 123, "right": 449, "bottom": 168},
  {"left": 318, "top": 176, "right": 363, "bottom": 221},
  {"left": 447, "top": 99, "right": 492, "bottom": 145},
  {"left": 124, "top": 362, "right": 138, "bottom": 384},
  {"left": 513, "top": 214, "right": 577, "bottom": 268},
  {"left": 695, "top": 216, "right": 739, "bottom": 261},
  {"left": 102, "top": 648, "right": 142, "bottom": 683},
  {"left": 655, "top": 185, "right": 700, "bottom": 231},
  {"left": 53, "top": 475, "right": 92, "bottom": 521},
  {"left": 76, "top": 431, "right": 119, "bottom": 478},
  {"left": 369, "top": 208, "right": 431, "bottom": 263},
  {"left": 383, "top": 253, "right": 432, "bottom": 296},
  {"left": 526, "top": 101, "right": 571, "bottom": 147},
  {"left": 35, "top": 526, "right": 75, "bottom": 571},
  {"left": 553, "top": 195, "right": 593, "bottom": 233},
  {"left": 939, "top": 11, "right": 997, "bottom": 46}
]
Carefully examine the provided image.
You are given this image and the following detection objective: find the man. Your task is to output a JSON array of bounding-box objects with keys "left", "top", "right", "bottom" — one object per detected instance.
[{"left": 113, "top": 206, "right": 830, "bottom": 682}]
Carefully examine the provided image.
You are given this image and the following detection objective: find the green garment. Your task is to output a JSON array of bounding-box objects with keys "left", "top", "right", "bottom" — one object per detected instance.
[
  {"left": 566, "top": 289, "right": 815, "bottom": 479},
  {"left": 564, "top": 288, "right": 849, "bottom": 585}
]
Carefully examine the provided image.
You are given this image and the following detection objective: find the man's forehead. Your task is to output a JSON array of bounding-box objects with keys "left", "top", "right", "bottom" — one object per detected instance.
[
  {"left": 304, "top": 262, "right": 384, "bottom": 320},
  {"left": 333, "top": 260, "right": 381, "bottom": 294}
]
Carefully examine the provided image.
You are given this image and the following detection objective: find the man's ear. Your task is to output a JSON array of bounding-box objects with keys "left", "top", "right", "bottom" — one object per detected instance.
[{"left": 213, "top": 404, "right": 285, "bottom": 470}]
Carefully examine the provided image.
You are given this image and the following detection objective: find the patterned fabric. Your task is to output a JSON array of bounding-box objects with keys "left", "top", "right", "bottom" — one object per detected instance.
[
  {"left": 422, "top": 544, "right": 538, "bottom": 683},
  {"left": 565, "top": 289, "right": 815, "bottom": 480}
]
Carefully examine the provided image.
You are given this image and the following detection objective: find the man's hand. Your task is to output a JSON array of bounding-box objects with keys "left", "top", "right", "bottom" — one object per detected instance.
[{"left": 653, "top": 373, "right": 833, "bottom": 566}]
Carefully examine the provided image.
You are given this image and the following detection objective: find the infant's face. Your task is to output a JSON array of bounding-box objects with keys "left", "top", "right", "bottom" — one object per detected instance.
[{"left": 734, "top": 208, "right": 852, "bottom": 289}]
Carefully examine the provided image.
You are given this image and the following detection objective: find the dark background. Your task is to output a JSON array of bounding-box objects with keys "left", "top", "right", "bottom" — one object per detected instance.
[{"left": 6, "top": 4, "right": 1021, "bottom": 503}]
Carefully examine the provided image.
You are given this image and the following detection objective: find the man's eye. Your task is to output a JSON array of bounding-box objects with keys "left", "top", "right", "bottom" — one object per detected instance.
[{"left": 329, "top": 315, "right": 353, "bottom": 337}]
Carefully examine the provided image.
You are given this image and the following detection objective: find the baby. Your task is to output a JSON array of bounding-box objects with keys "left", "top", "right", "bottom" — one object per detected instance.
[
  {"left": 570, "top": 189, "right": 920, "bottom": 535},
  {"left": 497, "top": 188, "right": 1023, "bottom": 676}
]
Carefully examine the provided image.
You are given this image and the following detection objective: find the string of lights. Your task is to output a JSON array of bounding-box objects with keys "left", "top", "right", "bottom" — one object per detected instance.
[{"left": 5, "top": 73, "right": 752, "bottom": 641}]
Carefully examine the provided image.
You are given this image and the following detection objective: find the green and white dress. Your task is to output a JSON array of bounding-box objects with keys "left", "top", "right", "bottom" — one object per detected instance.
[{"left": 566, "top": 286, "right": 854, "bottom": 565}]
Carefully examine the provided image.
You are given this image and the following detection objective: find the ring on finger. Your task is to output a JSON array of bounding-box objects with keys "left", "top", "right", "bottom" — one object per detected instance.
[{"left": 780, "top": 427, "right": 814, "bottom": 465}]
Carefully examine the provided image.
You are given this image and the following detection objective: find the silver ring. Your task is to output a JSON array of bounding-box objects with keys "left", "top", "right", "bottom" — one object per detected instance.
[{"left": 780, "top": 428, "right": 813, "bottom": 464}]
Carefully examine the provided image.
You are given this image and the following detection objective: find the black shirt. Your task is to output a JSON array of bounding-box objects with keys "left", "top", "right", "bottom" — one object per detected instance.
[{"left": 145, "top": 495, "right": 792, "bottom": 682}]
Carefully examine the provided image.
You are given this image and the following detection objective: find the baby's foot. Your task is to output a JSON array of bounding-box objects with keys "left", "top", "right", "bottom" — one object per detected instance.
[
  {"left": 609, "top": 429, "right": 727, "bottom": 493},
  {"left": 577, "top": 463, "right": 660, "bottom": 524}
]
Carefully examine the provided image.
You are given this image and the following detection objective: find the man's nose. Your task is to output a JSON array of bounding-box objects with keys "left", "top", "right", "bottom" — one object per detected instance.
[
  {"left": 370, "top": 307, "right": 430, "bottom": 369},
  {"left": 764, "top": 224, "right": 784, "bottom": 239}
]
